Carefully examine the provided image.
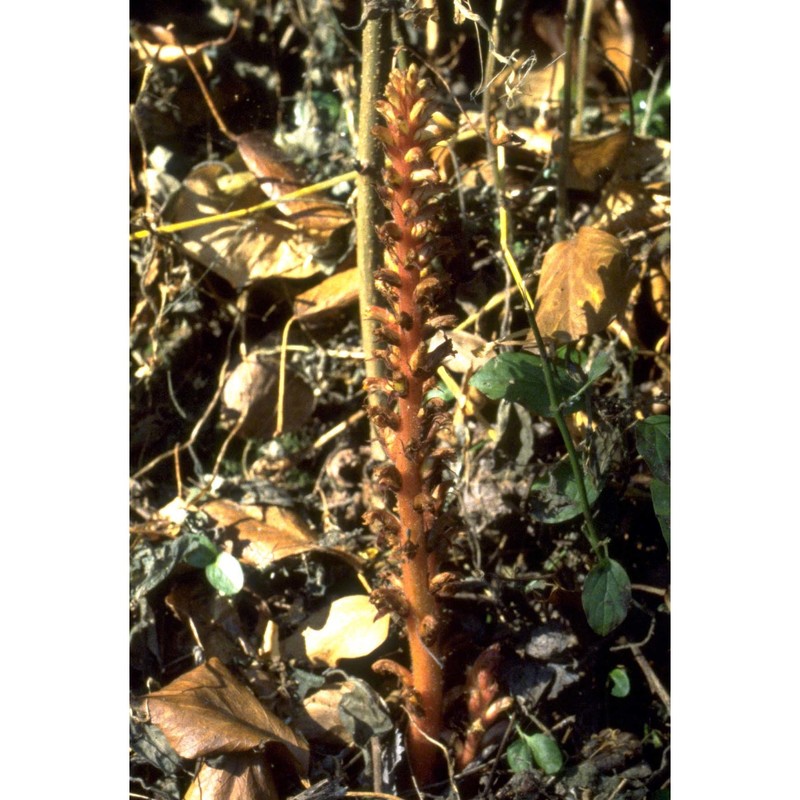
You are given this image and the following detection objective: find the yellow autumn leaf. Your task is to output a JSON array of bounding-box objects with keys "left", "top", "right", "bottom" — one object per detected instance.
[
  {"left": 300, "top": 595, "right": 390, "bottom": 667},
  {"left": 534, "top": 227, "right": 635, "bottom": 344}
]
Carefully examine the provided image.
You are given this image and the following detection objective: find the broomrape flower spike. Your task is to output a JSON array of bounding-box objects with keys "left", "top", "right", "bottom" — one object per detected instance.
[{"left": 364, "top": 64, "right": 457, "bottom": 785}]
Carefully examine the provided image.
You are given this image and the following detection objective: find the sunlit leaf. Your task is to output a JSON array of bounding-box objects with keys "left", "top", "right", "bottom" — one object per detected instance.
[
  {"left": 205, "top": 552, "right": 244, "bottom": 596},
  {"left": 162, "top": 162, "right": 330, "bottom": 288},
  {"left": 293, "top": 267, "right": 360, "bottom": 322},
  {"left": 200, "top": 499, "right": 362, "bottom": 572},
  {"left": 470, "top": 352, "right": 583, "bottom": 416},
  {"left": 146, "top": 658, "right": 309, "bottom": 776},
  {"left": 534, "top": 227, "right": 635, "bottom": 344},
  {"left": 299, "top": 595, "right": 391, "bottom": 667}
]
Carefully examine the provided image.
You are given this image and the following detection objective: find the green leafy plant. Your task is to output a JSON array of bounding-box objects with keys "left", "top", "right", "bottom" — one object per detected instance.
[
  {"left": 608, "top": 666, "right": 631, "bottom": 698},
  {"left": 471, "top": 345, "right": 631, "bottom": 635},
  {"left": 507, "top": 727, "right": 564, "bottom": 775},
  {"left": 636, "top": 414, "right": 671, "bottom": 547},
  {"left": 621, "top": 83, "right": 671, "bottom": 138},
  {"left": 182, "top": 526, "right": 245, "bottom": 597}
]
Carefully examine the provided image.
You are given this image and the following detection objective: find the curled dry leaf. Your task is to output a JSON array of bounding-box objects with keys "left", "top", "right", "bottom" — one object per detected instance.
[
  {"left": 163, "top": 163, "right": 336, "bottom": 289},
  {"left": 298, "top": 679, "right": 393, "bottom": 747},
  {"left": 534, "top": 227, "right": 635, "bottom": 344},
  {"left": 145, "top": 657, "right": 309, "bottom": 775},
  {"left": 284, "top": 595, "right": 390, "bottom": 667},
  {"left": 200, "top": 498, "right": 362, "bottom": 571},
  {"left": 292, "top": 267, "right": 360, "bottom": 322},
  {"left": 185, "top": 752, "right": 279, "bottom": 800},
  {"left": 298, "top": 684, "right": 354, "bottom": 746},
  {"left": 236, "top": 131, "right": 352, "bottom": 234},
  {"left": 429, "top": 329, "right": 491, "bottom": 374},
  {"left": 221, "top": 354, "right": 314, "bottom": 439},
  {"left": 164, "top": 581, "right": 247, "bottom": 663}
]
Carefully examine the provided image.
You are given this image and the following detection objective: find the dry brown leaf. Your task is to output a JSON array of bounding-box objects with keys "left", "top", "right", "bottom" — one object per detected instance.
[
  {"left": 429, "top": 330, "right": 491, "bottom": 374},
  {"left": 618, "top": 136, "right": 671, "bottom": 180},
  {"left": 236, "top": 131, "right": 352, "bottom": 233},
  {"left": 534, "top": 226, "right": 634, "bottom": 343},
  {"left": 283, "top": 595, "right": 390, "bottom": 667},
  {"left": 201, "top": 499, "right": 315, "bottom": 564},
  {"left": 298, "top": 683, "right": 356, "bottom": 746},
  {"left": 558, "top": 127, "right": 631, "bottom": 191},
  {"left": 592, "top": 179, "right": 670, "bottom": 234},
  {"left": 221, "top": 354, "right": 315, "bottom": 439},
  {"left": 146, "top": 657, "right": 310, "bottom": 776},
  {"left": 200, "top": 498, "right": 363, "bottom": 571},
  {"left": 292, "top": 267, "right": 360, "bottom": 322},
  {"left": 164, "top": 163, "right": 331, "bottom": 288},
  {"left": 594, "top": 0, "right": 637, "bottom": 88},
  {"left": 184, "top": 752, "right": 279, "bottom": 800},
  {"left": 165, "top": 582, "right": 246, "bottom": 663}
]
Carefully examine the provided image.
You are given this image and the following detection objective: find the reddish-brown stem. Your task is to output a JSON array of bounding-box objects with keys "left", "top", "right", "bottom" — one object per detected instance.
[{"left": 366, "top": 64, "right": 453, "bottom": 784}]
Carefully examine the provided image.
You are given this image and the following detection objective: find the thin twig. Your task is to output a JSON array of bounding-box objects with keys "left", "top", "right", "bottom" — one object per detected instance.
[
  {"left": 480, "top": 712, "right": 517, "bottom": 799},
  {"left": 276, "top": 315, "right": 297, "bottom": 436},
  {"left": 130, "top": 170, "right": 359, "bottom": 240},
  {"left": 626, "top": 638, "right": 670, "bottom": 713},
  {"left": 131, "top": 332, "right": 235, "bottom": 480}
]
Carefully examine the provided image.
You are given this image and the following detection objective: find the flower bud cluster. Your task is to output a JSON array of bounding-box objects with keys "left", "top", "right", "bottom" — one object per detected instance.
[{"left": 364, "top": 64, "right": 457, "bottom": 571}]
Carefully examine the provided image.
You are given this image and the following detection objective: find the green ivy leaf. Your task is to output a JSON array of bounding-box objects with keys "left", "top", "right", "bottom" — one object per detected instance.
[
  {"left": 470, "top": 352, "right": 582, "bottom": 416},
  {"left": 582, "top": 558, "right": 631, "bottom": 635},
  {"left": 506, "top": 738, "right": 535, "bottom": 773},
  {"left": 608, "top": 666, "right": 631, "bottom": 698},
  {"left": 650, "top": 477, "right": 670, "bottom": 547},
  {"left": 518, "top": 730, "right": 564, "bottom": 775},
  {"left": 635, "top": 415, "right": 670, "bottom": 484},
  {"left": 182, "top": 533, "right": 219, "bottom": 569},
  {"left": 205, "top": 552, "right": 244, "bottom": 596}
]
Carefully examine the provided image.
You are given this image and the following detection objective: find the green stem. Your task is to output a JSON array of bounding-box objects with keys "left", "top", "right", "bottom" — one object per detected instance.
[
  {"left": 494, "top": 179, "right": 605, "bottom": 559},
  {"left": 525, "top": 310, "right": 605, "bottom": 560}
]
